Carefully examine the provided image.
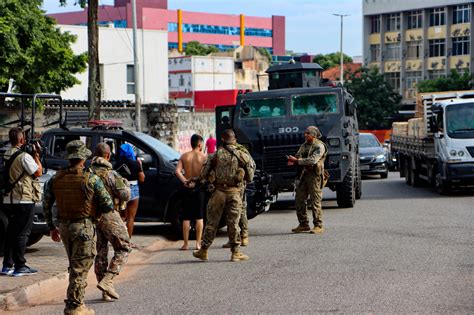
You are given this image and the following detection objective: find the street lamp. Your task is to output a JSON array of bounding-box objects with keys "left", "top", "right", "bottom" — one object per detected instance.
[{"left": 333, "top": 13, "right": 350, "bottom": 86}]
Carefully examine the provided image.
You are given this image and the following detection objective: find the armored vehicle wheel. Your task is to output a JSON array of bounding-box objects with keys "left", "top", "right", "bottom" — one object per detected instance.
[
  {"left": 355, "top": 163, "right": 362, "bottom": 200},
  {"left": 336, "top": 165, "right": 355, "bottom": 208}
]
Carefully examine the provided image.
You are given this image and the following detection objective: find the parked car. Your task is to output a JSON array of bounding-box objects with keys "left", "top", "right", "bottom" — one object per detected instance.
[{"left": 359, "top": 133, "right": 389, "bottom": 179}]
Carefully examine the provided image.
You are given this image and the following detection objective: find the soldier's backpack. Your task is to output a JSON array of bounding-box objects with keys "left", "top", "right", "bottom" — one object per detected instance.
[{"left": 0, "top": 150, "right": 26, "bottom": 197}]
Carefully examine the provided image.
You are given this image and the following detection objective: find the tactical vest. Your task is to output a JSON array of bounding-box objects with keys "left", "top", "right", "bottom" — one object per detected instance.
[
  {"left": 6, "top": 148, "right": 41, "bottom": 203},
  {"left": 214, "top": 147, "right": 244, "bottom": 187},
  {"left": 93, "top": 166, "right": 119, "bottom": 211},
  {"left": 53, "top": 168, "right": 96, "bottom": 220}
]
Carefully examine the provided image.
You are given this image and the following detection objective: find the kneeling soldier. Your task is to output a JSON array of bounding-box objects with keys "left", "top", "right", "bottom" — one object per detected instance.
[
  {"left": 43, "top": 140, "right": 114, "bottom": 315},
  {"left": 91, "top": 143, "right": 131, "bottom": 301}
]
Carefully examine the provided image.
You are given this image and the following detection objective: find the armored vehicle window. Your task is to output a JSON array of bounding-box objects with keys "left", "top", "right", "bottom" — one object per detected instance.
[
  {"left": 52, "top": 135, "right": 93, "bottom": 159},
  {"left": 240, "top": 98, "right": 286, "bottom": 118},
  {"left": 292, "top": 94, "right": 338, "bottom": 115}
]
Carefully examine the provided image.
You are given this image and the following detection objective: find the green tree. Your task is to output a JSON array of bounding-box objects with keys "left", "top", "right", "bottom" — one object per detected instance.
[
  {"left": 60, "top": 0, "right": 101, "bottom": 119},
  {"left": 258, "top": 47, "right": 272, "bottom": 64},
  {"left": 0, "top": 0, "right": 87, "bottom": 95},
  {"left": 346, "top": 67, "right": 401, "bottom": 129},
  {"left": 417, "top": 70, "right": 473, "bottom": 92},
  {"left": 312, "top": 52, "right": 353, "bottom": 70},
  {"left": 185, "top": 41, "right": 220, "bottom": 56}
]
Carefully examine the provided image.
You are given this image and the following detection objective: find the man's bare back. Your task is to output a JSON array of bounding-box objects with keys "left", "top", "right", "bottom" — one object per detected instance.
[{"left": 178, "top": 149, "right": 207, "bottom": 180}]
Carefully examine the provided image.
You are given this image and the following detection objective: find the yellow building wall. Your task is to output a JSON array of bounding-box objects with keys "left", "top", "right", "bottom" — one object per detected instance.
[
  {"left": 384, "top": 31, "right": 400, "bottom": 44},
  {"left": 369, "top": 34, "right": 381, "bottom": 45},
  {"left": 405, "top": 29, "right": 423, "bottom": 42},
  {"left": 385, "top": 61, "right": 401, "bottom": 72},
  {"left": 369, "top": 62, "right": 381, "bottom": 70},
  {"left": 427, "top": 57, "right": 446, "bottom": 70},
  {"left": 450, "top": 23, "right": 471, "bottom": 38},
  {"left": 450, "top": 56, "right": 470, "bottom": 69},
  {"left": 405, "top": 60, "right": 423, "bottom": 71},
  {"left": 427, "top": 26, "right": 446, "bottom": 40}
]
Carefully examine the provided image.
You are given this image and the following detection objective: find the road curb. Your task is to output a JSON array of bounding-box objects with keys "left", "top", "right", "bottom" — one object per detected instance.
[{"left": 0, "top": 237, "right": 175, "bottom": 311}]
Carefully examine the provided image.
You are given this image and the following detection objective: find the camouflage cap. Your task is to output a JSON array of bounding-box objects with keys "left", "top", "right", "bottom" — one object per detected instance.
[
  {"left": 66, "top": 140, "right": 91, "bottom": 160},
  {"left": 305, "top": 126, "right": 322, "bottom": 139}
]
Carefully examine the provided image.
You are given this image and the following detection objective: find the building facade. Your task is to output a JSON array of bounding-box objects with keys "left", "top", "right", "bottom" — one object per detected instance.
[
  {"left": 59, "top": 25, "right": 168, "bottom": 103},
  {"left": 363, "top": 0, "right": 473, "bottom": 104},
  {"left": 168, "top": 56, "right": 237, "bottom": 111},
  {"left": 49, "top": 0, "right": 285, "bottom": 55}
]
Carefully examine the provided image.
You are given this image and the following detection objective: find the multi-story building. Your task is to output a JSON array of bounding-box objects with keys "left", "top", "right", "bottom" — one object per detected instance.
[
  {"left": 363, "top": 0, "right": 473, "bottom": 104},
  {"left": 49, "top": 0, "right": 285, "bottom": 55},
  {"left": 59, "top": 25, "right": 168, "bottom": 103},
  {"left": 168, "top": 56, "right": 237, "bottom": 111}
]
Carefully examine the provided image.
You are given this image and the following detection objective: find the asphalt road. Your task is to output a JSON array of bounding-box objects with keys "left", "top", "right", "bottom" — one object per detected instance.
[{"left": 15, "top": 172, "right": 474, "bottom": 314}]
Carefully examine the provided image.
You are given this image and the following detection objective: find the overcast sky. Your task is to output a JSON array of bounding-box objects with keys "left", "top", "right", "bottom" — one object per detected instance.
[{"left": 43, "top": 0, "right": 363, "bottom": 57}]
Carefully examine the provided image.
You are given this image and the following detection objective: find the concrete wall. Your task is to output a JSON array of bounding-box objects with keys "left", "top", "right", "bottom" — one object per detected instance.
[{"left": 58, "top": 25, "right": 169, "bottom": 104}]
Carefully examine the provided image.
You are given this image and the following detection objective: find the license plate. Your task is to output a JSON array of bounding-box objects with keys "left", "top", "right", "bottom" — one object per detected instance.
[{"left": 360, "top": 165, "right": 370, "bottom": 170}]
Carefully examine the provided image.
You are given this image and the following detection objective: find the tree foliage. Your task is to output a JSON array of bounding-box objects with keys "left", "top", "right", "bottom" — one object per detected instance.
[
  {"left": 0, "top": 0, "right": 87, "bottom": 94},
  {"left": 185, "top": 41, "right": 220, "bottom": 56},
  {"left": 312, "top": 53, "right": 353, "bottom": 70},
  {"left": 417, "top": 70, "right": 473, "bottom": 92},
  {"left": 346, "top": 67, "right": 401, "bottom": 129},
  {"left": 258, "top": 47, "right": 272, "bottom": 64}
]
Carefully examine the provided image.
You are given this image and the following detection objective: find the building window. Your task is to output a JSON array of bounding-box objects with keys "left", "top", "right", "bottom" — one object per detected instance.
[
  {"left": 452, "top": 36, "right": 470, "bottom": 56},
  {"left": 167, "top": 22, "right": 272, "bottom": 37},
  {"left": 126, "top": 65, "right": 135, "bottom": 94},
  {"left": 405, "top": 71, "right": 423, "bottom": 90},
  {"left": 386, "top": 13, "right": 400, "bottom": 31},
  {"left": 455, "top": 68, "right": 469, "bottom": 75},
  {"left": 370, "top": 44, "right": 380, "bottom": 62},
  {"left": 385, "top": 72, "right": 400, "bottom": 91},
  {"left": 386, "top": 43, "right": 401, "bottom": 60},
  {"left": 370, "top": 15, "right": 380, "bottom": 33},
  {"left": 407, "top": 10, "right": 423, "bottom": 29},
  {"left": 453, "top": 4, "right": 471, "bottom": 24},
  {"left": 428, "top": 69, "right": 445, "bottom": 80},
  {"left": 407, "top": 41, "right": 422, "bottom": 59},
  {"left": 429, "top": 39, "right": 446, "bottom": 57},
  {"left": 429, "top": 8, "right": 446, "bottom": 26},
  {"left": 179, "top": 75, "right": 184, "bottom": 86}
]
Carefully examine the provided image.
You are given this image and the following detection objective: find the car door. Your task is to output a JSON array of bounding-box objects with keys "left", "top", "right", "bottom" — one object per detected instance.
[{"left": 44, "top": 132, "right": 95, "bottom": 170}]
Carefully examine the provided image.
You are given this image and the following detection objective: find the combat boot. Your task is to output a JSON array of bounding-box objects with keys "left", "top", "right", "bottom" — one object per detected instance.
[
  {"left": 309, "top": 226, "right": 324, "bottom": 234},
  {"left": 291, "top": 224, "right": 310, "bottom": 233},
  {"left": 231, "top": 251, "right": 249, "bottom": 262},
  {"left": 64, "top": 305, "right": 95, "bottom": 315},
  {"left": 97, "top": 272, "right": 119, "bottom": 299},
  {"left": 193, "top": 248, "right": 208, "bottom": 261},
  {"left": 102, "top": 292, "right": 113, "bottom": 302},
  {"left": 241, "top": 236, "right": 249, "bottom": 246}
]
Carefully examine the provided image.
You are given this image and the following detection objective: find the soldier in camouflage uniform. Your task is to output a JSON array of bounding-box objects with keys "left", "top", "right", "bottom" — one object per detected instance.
[
  {"left": 91, "top": 143, "right": 131, "bottom": 302},
  {"left": 222, "top": 143, "right": 255, "bottom": 248},
  {"left": 44, "top": 140, "right": 114, "bottom": 315},
  {"left": 193, "top": 129, "right": 255, "bottom": 262},
  {"left": 287, "top": 126, "right": 327, "bottom": 234}
]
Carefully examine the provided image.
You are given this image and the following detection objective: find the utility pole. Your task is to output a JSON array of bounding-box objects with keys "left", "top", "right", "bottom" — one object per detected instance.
[
  {"left": 132, "top": 0, "right": 142, "bottom": 131},
  {"left": 333, "top": 13, "right": 349, "bottom": 86}
]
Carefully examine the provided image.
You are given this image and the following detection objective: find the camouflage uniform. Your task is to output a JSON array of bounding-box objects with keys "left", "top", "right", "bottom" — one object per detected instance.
[
  {"left": 199, "top": 141, "right": 255, "bottom": 255},
  {"left": 90, "top": 157, "right": 131, "bottom": 283},
  {"left": 294, "top": 129, "right": 327, "bottom": 229},
  {"left": 43, "top": 141, "right": 114, "bottom": 312}
]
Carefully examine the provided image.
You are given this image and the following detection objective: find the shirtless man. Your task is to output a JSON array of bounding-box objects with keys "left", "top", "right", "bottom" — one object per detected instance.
[{"left": 175, "top": 134, "right": 207, "bottom": 250}]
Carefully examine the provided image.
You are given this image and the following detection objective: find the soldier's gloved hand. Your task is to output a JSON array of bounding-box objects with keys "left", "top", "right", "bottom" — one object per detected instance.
[{"left": 50, "top": 228, "right": 61, "bottom": 242}]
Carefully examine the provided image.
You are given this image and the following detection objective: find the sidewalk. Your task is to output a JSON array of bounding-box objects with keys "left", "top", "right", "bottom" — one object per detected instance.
[{"left": 0, "top": 223, "right": 177, "bottom": 311}]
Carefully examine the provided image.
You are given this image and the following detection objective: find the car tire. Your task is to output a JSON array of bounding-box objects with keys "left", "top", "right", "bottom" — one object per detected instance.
[
  {"left": 26, "top": 233, "right": 44, "bottom": 247},
  {"left": 436, "top": 174, "right": 451, "bottom": 195},
  {"left": 336, "top": 162, "right": 355, "bottom": 208},
  {"left": 355, "top": 162, "right": 362, "bottom": 200},
  {"left": 380, "top": 171, "right": 388, "bottom": 179}
]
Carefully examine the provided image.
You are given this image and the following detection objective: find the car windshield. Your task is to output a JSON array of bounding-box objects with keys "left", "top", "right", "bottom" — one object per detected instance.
[
  {"left": 240, "top": 98, "right": 286, "bottom": 118},
  {"left": 136, "top": 133, "right": 180, "bottom": 161},
  {"left": 359, "top": 134, "right": 380, "bottom": 148},
  {"left": 446, "top": 102, "right": 474, "bottom": 139},
  {"left": 292, "top": 93, "right": 338, "bottom": 115}
]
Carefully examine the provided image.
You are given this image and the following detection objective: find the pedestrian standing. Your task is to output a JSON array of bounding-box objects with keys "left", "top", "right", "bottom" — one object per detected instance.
[
  {"left": 115, "top": 143, "right": 145, "bottom": 243},
  {"left": 1, "top": 127, "right": 42, "bottom": 277},
  {"left": 205, "top": 133, "right": 216, "bottom": 154},
  {"left": 287, "top": 126, "right": 327, "bottom": 234},
  {"left": 175, "top": 134, "right": 207, "bottom": 251},
  {"left": 193, "top": 129, "right": 255, "bottom": 262},
  {"left": 43, "top": 140, "right": 114, "bottom": 315},
  {"left": 91, "top": 143, "right": 131, "bottom": 302}
]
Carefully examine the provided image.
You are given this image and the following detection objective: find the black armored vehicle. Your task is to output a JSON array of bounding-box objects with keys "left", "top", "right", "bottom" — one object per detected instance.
[{"left": 216, "top": 62, "right": 361, "bottom": 207}]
